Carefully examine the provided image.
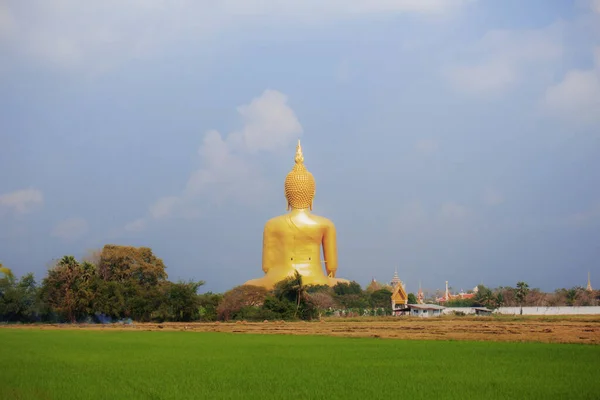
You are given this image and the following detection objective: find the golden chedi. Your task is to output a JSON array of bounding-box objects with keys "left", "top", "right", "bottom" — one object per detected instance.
[{"left": 245, "top": 140, "right": 349, "bottom": 289}]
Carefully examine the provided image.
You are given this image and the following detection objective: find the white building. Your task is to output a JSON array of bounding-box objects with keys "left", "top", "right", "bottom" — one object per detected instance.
[{"left": 408, "top": 304, "right": 445, "bottom": 318}]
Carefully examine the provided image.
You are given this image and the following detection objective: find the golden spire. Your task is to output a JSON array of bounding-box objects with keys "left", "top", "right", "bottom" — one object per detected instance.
[
  {"left": 284, "top": 138, "right": 315, "bottom": 210},
  {"left": 391, "top": 268, "right": 401, "bottom": 287},
  {"left": 587, "top": 271, "right": 593, "bottom": 292},
  {"left": 295, "top": 139, "right": 304, "bottom": 164}
]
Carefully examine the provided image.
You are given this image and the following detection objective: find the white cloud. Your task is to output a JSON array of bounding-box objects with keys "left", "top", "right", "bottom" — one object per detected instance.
[
  {"left": 51, "top": 217, "right": 89, "bottom": 241},
  {"left": 414, "top": 138, "right": 438, "bottom": 155},
  {"left": 124, "top": 89, "right": 302, "bottom": 230},
  {"left": 446, "top": 60, "right": 515, "bottom": 95},
  {"left": 483, "top": 187, "right": 504, "bottom": 206},
  {"left": 1, "top": 0, "right": 473, "bottom": 74},
  {"left": 566, "top": 203, "right": 600, "bottom": 226},
  {"left": 543, "top": 47, "right": 600, "bottom": 126},
  {"left": 334, "top": 59, "right": 354, "bottom": 83},
  {"left": 440, "top": 202, "right": 469, "bottom": 220},
  {"left": 390, "top": 201, "right": 471, "bottom": 228},
  {"left": 388, "top": 200, "right": 475, "bottom": 242},
  {"left": 124, "top": 218, "right": 146, "bottom": 232},
  {"left": 149, "top": 196, "right": 181, "bottom": 220},
  {"left": 393, "top": 201, "right": 428, "bottom": 229},
  {"left": 445, "top": 25, "right": 563, "bottom": 95},
  {"left": 0, "top": 188, "right": 44, "bottom": 215},
  {"left": 0, "top": 3, "right": 15, "bottom": 38},
  {"left": 232, "top": 90, "right": 303, "bottom": 152},
  {"left": 222, "top": 0, "right": 473, "bottom": 18},
  {"left": 591, "top": 0, "right": 600, "bottom": 13}
]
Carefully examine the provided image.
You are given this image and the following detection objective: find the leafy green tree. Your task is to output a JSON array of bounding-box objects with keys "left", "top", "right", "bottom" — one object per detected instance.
[
  {"left": 565, "top": 287, "right": 579, "bottom": 306},
  {"left": 444, "top": 298, "right": 476, "bottom": 307},
  {"left": 0, "top": 272, "right": 40, "bottom": 322},
  {"left": 333, "top": 281, "right": 362, "bottom": 296},
  {"left": 261, "top": 296, "right": 297, "bottom": 320},
  {"left": 335, "top": 293, "right": 369, "bottom": 310},
  {"left": 159, "top": 280, "right": 205, "bottom": 322},
  {"left": 306, "top": 284, "right": 332, "bottom": 294},
  {"left": 515, "top": 281, "right": 530, "bottom": 314},
  {"left": 407, "top": 293, "right": 417, "bottom": 304},
  {"left": 369, "top": 289, "right": 392, "bottom": 310},
  {"left": 92, "top": 279, "right": 127, "bottom": 320},
  {"left": 198, "top": 292, "right": 223, "bottom": 321},
  {"left": 474, "top": 285, "right": 494, "bottom": 308},
  {"left": 40, "top": 256, "right": 86, "bottom": 322},
  {"left": 494, "top": 292, "right": 504, "bottom": 308},
  {"left": 516, "top": 282, "right": 529, "bottom": 304},
  {"left": 273, "top": 271, "right": 319, "bottom": 319}
]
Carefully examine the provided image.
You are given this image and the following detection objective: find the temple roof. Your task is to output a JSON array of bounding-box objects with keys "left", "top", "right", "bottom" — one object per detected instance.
[{"left": 391, "top": 282, "right": 408, "bottom": 303}]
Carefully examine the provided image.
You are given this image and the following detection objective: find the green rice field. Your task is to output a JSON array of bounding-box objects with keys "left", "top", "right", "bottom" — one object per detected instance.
[{"left": 2, "top": 329, "right": 599, "bottom": 399}]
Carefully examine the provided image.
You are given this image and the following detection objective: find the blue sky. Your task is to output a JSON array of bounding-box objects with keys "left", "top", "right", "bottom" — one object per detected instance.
[{"left": 1, "top": 0, "right": 599, "bottom": 294}]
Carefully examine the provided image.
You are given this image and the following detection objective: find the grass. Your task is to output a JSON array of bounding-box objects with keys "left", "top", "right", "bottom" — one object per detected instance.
[{"left": 2, "top": 330, "right": 599, "bottom": 399}]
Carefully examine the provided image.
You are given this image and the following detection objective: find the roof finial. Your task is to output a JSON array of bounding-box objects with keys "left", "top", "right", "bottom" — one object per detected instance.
[
  {"left": 295, "top": 139, "right": 304, "bottom": 164},
  {"left": 587, "top": 271, "right": 593, "bottom": 292}
]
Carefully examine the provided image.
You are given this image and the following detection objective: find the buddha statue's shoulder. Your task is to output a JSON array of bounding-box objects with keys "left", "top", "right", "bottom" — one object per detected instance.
[
  {"left": 263, "top": 215, "right": 286, "bottom": 230},
  {"left": 263, "top": 213, "right": 335, "bottom": 229},
  {"left": 307, "top": 213, "right": 335, "bottom": 227}
]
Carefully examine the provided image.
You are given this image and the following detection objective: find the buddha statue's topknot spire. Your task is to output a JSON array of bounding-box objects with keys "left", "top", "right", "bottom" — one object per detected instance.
[
  {"left": 295, "top": 139, "right": 304, "bottom": 164},
  {"left": 284, "top": 138, "right": 315, "bottom": 210}
]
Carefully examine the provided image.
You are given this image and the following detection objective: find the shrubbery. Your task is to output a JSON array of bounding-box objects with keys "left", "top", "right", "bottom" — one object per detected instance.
[{"left": 1, "top": 245, "right": 395, "bottom": 323}]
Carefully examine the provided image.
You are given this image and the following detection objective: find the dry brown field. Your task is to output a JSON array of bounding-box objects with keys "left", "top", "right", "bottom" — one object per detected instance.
[{"left": 3, "top": 315, "right": 600, "bottom": 344}]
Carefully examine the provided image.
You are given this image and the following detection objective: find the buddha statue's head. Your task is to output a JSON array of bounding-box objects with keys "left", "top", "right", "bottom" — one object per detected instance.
[{"left": 284, "top": 140, "right": 316, "bottom": 210}]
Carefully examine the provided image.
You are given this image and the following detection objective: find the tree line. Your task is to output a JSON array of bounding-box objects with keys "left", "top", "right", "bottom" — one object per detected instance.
[
  {"left": 439, "top": 282, "right": 600, "bottom": 309},
  {"left": 0, "top": 245, "right": 394, "bottom": 323}
]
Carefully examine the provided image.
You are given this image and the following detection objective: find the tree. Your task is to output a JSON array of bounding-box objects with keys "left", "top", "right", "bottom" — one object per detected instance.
[
  {"left": 307, "top": 292, "right": 337, "bottom": 319},
  {"left": 333, "top": 281, "right": 362, "bottom": 296},
  {"left": 306, "top": 284, "right": 332, "bottom": 294},
  {"left": 407, "top": 293, "right": 417, "bottom": 305},
  {"left": 217, "top": 285, "right": 268, "bottom": 321},
  {"left": 158, "top": 280, "right": 205, "bottom": 321},
  {"left": 0, "top": 272, "right": 40, "bottom": 322},
  {"left": 474, "top": 285, "right": 494, "bottom": 308},
  {"left": 198, "top": 292, "right": 224, "bottom": 321},
  {"left": 48, "top": 255, "right": 101, "bottom": 322},
  {"left": 444, "top": 297, "right": 475, "bottom": 307},
  {"left": 366, "top": 280, "right": 382, "bottom": 293},
  {"left": 566, "top": 287, "right": 580, "bottom": 306},
  {"left": 369, "top": 289, "right": 393, "bottom": 310},
  {"left": 494, "top": 292, "right": 504, "bottom": 308},
  {"left": 273, "top": 271, "right": 311, "bottom": 319},
  {"left": 515, "top": 281, "right": 530, "bottom": 314},
  {"left": 97, "top": 245, "right": 168, "bottom": 285}
]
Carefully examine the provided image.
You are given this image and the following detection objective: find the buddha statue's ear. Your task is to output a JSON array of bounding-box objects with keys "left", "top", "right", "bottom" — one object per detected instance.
[
  {"left": 310, "top": 200, "right": 313, "bottom": 211},
  {"left": 287, "top": 201, "right": 291, "bottom": 211}
]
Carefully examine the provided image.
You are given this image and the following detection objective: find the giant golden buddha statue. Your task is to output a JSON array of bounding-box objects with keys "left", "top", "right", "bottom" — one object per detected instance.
[{"left": 244, "top": 140, "right": 349, "bottom": 289}]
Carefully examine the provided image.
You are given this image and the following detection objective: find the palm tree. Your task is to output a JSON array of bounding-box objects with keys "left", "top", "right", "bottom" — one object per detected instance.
[
  {"left": 57, "top": 255, "right": 80, "bottom": 322},
  {"left": 515, "top": 281, "right": 530, "bottom": 315},
  {"left": 274, "top": 271, "right": 307, "bottom": 318}
]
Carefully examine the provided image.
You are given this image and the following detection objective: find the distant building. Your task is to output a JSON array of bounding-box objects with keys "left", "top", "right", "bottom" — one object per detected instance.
[
  {"left": 390, "top": 269, "right": 408, "bottom": 315},
  {"left": 473, "top": 307, "right": 493, "bottom": 316},
  {"left": 408, "top": 304, "right": 445, "bottom": 318},
  {"left": 390, "top": 268, "right": 401, "bottom": 287},
  {"left": 587, "top": 272, "right": 593, "bottom": 292},
  {"left": 437, "top": 280, "right": 477, "bottom": 303},
  {"left": 417, "top": 284, "right": 424, "bottom": 304},
  {"left": 367, "top": 278, "right": 382, "bottom": 293}
]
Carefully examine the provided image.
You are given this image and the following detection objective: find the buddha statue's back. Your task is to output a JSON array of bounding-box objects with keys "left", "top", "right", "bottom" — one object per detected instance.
[{"left": 244, "top": 140, "right": 348, "bottom": 289}]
